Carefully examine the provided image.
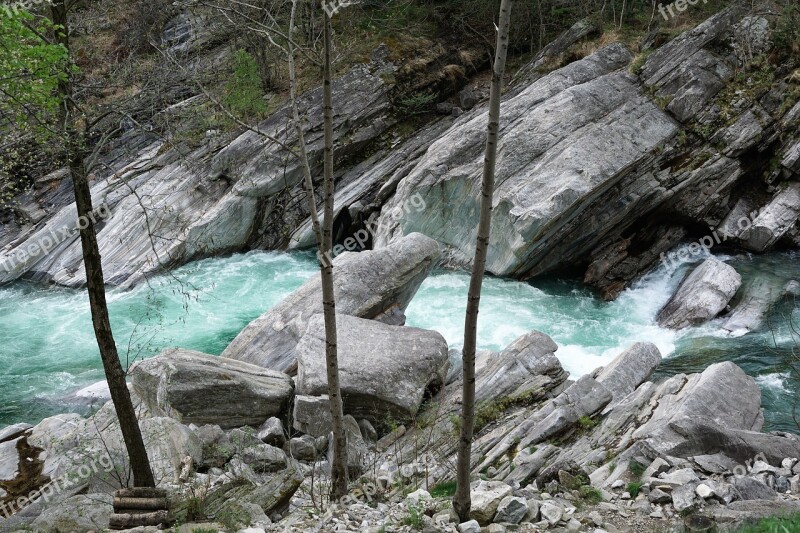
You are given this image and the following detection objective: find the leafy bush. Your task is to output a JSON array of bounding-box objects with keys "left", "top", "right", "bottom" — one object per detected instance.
[
  {"left": 775, "top": 3, "right": 800, "bottom": 54},
  {"left": 223, "top": 49, "right": 269, "bottom": 120}
]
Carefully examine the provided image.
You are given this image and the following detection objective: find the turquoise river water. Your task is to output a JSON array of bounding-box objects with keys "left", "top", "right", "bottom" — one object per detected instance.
[{"left": 0, "top": 249, "right": 797, "bottom": 431}]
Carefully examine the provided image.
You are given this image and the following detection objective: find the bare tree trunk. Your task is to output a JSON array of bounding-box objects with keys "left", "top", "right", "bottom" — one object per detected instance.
[
  {"left": 51, "top": 0, "right": 155, "bottom": 489},
  {"left": 321, "top": 9, "right": 349, "bottom": 501},
  {"left": 453, "top": 0, "right": 513, "bottom": 523}
]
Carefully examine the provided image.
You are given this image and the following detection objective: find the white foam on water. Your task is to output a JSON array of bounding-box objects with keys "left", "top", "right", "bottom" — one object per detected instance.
[{"left": 756, "top": 373, "right": 790, "bottom": 392}]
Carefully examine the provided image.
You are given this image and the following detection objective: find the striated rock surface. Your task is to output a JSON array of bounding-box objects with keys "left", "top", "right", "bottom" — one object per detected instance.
[
  {"left": 222, "top": 232, "right": 440, "bottom": 372},
  {"left": 130, "top": 348, "right": 294, "bottom": 429},
  {"left": 657, "top": 257, "right": 742, "bottom": 329},
  {"left": 374, "top": 43, "right": 679, "bottom": 278},
  {"left": 295, "top": 314, "right": 449, "bottom": 424}
]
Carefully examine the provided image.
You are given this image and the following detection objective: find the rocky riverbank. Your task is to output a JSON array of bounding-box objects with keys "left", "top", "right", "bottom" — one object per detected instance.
[{"left": 0, "top": 233, "right": 797, "bottom": 532}]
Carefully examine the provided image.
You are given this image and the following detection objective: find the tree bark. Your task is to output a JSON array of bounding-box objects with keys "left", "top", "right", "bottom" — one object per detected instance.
[
  {"left": 321, "top": 9, "right": 349, "bottom": 501},
  {"left": 454, "top": 0, "right": 514, "bottom": 523},
  {"left": 50, "top": 0, "right": 155, "bottom": 489}
]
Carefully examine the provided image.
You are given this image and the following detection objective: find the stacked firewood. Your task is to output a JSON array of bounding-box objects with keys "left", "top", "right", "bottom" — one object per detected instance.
[{"left": 109, "top": 488, "right": 169, "bottom": 530}]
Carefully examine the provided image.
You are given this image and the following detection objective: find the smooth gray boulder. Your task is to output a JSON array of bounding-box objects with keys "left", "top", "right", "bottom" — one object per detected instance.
[
  {"left": 474, "top": 331, "right": 568, "bottom": 405},
  {"left": 741, "top": 182, "right": 800, "bottom": 252},
  {"left": 130, "top": 348, "right": 294, "bottom": 429},
  {"left": 657, "top": 258, "right": 742, "bottom": 329},
  {"left": 295, "top": 314, "right": 449, "bottom": 423},
  {"left": 222, "top": 232, "right": 440, "bottom": 372},
  {"left": 632, "top": 362, "right": 764, "bottom": 459}
]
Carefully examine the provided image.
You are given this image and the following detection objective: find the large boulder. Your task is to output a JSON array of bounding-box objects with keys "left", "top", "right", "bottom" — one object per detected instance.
[
  {"left": 222, "top": 233, "right": 440, "bottom": 372},
  {"left": 473, "top": 331, "right": 568, "bottom": 404},
  {"left": 722, "top": 277, "right": 789, "bottom": 334},
  {"left": 657, "top": 257, "right": 742, "bottom": 329},
  {"left": 295, "top": 314, "right": 449, "bottom": 423},
  {"left": 373, "top": 43, "right": 678, "bottom": 279},
  {"left": 26, "top": 403, "right": 202, "bottom": 492},
  {"left": 632, "top": 362, "right": 764, "bottom": 460},
  {"left": 30, "top": 493, "right": 113, "bottom": 532},
  {"left": 130, "top": 348, "right": 294, "bottom": 429}
]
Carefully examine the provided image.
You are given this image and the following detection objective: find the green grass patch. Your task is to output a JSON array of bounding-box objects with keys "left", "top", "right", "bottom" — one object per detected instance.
[
  {"left": 429, "top": 480, "right": 457, "bottom": 498},
  {"left": 627, "top": 481, "right": 643, "bottom": 499},
  {"left": 579, "top": 485, "right": 603, "bottom": 504},
  {"left": 735, "top": 514, "right": 800, "bottom": 532}
]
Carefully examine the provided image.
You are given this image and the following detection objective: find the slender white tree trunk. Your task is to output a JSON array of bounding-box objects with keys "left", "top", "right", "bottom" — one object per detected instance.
[
  {"left": 320, "top": 9, "right": 349, "bottom": 501},
  {"left": 454, "top": 0, "right": 514, "bottom": 522}
]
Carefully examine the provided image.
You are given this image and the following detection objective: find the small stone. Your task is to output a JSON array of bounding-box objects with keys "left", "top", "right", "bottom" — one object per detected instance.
[
  {"left": 648, "top": 488, "right": 672, "bottom": 504},
  {"left": 783, "top": 458, "right": 799, "bottom": 470},
  {"left": 566, "top": 517, "right": 582, "bottom": 531},
  {"left": 540, "top": 502, "right": 564, "bottom": 525},
  {"left": 406, "top": 488, "right": 431, "bottom": 504},
  {"left": 288, "top": 435, "right": 316, "bottom": 461},
  {"left": 695, "top": 484, "right": 713, "bottom": 499},
  {"left": 494, "top": 496, "right": 528, "bottom": 525},
  {"left": 620, "top": 492, "right": 631, "bottom": 500},
  {"left": 611, "top": 480, "right": 625, "bottom": 489},
  {"left": 588, "top": 510, "right": 603, "bottom": 526},
  {"left": 525, "top": 498, "right": 540, "bottom": 522},
  {"left": 776, "top": 476, "right": 791, "bottom": 493},
  {"left": 256, "top": 417, "right": 285, "bottom": 447},
  {"left": 358, "top": 419, "right": 377, "bottom": 442},
  {"left": 457, "top": 519, "right": 481, "bottom": 533}
]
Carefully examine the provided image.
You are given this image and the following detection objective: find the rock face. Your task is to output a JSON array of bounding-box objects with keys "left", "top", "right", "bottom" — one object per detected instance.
[
  {"left": 0, "top": 55, "right": 396, "bottom": 288},
  {"left": 130, "top": 348, "right": 294, "bottom": 429},
  {"left": 374, "top": 43, "right": 679, "bottom": 279},
  {"left": 222, "top": 232, "right": 440, "bottom": 372},
  {"left": 657, "top": 258, "right": 742, "bottom": 329},
  {"left": 594, "top": 342, "right": 661, "bottom": 411},
  {"left": 295, "top": 314, "right": 449, "bottom": 423}
]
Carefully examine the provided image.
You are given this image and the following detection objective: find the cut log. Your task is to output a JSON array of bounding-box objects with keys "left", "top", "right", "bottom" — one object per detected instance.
[
  {"left": 113, "top": 496, "right": 168, "bottom": 512},
  {"left": 109, "top": 510, "right": 169, "bottom": 529}
]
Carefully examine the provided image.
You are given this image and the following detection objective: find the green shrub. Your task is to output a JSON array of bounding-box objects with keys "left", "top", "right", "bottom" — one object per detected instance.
[
  {"left": 403, "top": 503, "right": 424, "bottom": 530},
  {"left": 223, "top": 49, "right": 269, "bottom": 120},
  {"left": 775, "top": 3, "right": 800, "bottom": 54}
]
